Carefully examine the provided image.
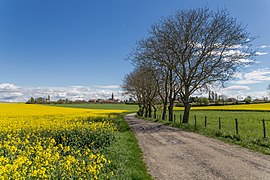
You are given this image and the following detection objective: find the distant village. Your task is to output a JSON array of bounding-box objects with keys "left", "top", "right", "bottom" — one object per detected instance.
[
  {"left": 25, "top": 90, "right": 269, "bottom": 106},
  {"left": 26, "top": 93, "right": 136, "bottom": 104}
]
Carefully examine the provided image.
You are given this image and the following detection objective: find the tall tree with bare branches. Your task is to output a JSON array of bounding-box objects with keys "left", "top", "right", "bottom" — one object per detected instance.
[
  {"left": 122, "top": 66, "right": 158, "bottom": 117},
  {"left": 130, "top": 31, "right": 182, "bottom": 121},
  {"left": 129, "top": 7, "right": 255, "bottom": 123}
]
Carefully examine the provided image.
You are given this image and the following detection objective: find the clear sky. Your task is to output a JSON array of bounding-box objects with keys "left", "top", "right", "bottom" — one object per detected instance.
[{"left": 0, "top": 0, "right": 270, "bottom": 101}]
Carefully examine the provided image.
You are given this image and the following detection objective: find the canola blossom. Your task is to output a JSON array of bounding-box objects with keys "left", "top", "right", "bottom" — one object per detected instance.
[
  {"left": 174, "top": 103, "right": 270, "bottom": 111},
  {"left": 0, "top": 103, "right": 125, "bottom": 179}
]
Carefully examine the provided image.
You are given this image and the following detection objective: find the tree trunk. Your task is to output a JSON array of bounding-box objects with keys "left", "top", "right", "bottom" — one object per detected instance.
[
  {"left": 167, "top": 69, "right": 174, "bottom": 121},
  {"left": 162, "top": 104, "right": 167, "bottom": 120},
  {"left": 182, "top": 90, "right": 191, "bottom": 123},
  {"left": 182, "top": 102, "right": 191, "bottom": 123},
  {"left": 148, "top": 104, "right": 152, "bottom": 118},
  {"left": 153, "top": 105, "right": 157, "bottom": 118},
  {"left": 138, "top": 105, "right": 144, "bottom": 117},
  {"left": 144, "top": 105, "right": 148, "bottom": 118},
  {"left": 168, "top": 101, "right": 174, "bottom": 121},
  {"left": 137, "top": 104, "right": 143, "bottom": 116},
  {"left": 141, "top": 105, "right": 145, "bottom": 117}
]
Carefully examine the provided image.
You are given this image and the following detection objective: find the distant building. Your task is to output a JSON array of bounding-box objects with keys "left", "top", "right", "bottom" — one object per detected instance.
[{"left": 108, "top": 93, "right": 114, "bottom": 101}]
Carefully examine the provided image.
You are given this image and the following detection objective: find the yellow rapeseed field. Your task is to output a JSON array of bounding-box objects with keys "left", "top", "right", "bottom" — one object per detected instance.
[
  {"left": 174, "top": 103, "right": 270, "bottom": 111},
  {"left": 0, "top": 103, "right": 126, "bottom": 179}
]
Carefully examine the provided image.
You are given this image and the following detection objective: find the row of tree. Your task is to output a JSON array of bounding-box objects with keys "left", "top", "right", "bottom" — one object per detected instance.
[
  {"left": 26, "top": 96, "right": 50, "bottom": 104},
  {"left": 123, "top": 7, "right": 255, "bottom": 123}
]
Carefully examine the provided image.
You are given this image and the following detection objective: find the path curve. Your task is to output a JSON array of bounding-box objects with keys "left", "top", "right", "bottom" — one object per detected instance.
[{"left": 125, "top": 114, "right": 270, "bottom": 180}]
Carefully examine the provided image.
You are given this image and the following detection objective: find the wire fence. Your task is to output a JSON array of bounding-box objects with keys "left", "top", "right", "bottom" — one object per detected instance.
[{"left": 154, "top": 112, "right": 270, "bottom": 139}]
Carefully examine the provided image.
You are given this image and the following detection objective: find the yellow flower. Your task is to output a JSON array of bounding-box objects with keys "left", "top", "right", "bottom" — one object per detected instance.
[{"left": 0, "top": 103, "right": 120, "bottom": 178}]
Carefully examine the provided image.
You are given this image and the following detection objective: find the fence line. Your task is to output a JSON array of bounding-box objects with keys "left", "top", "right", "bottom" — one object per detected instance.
[
  {"left": 235, "top": 118, "right": 239, "bottom": 135},
  {"left": 263, "top": 119, "right": 267, "bottom": 138},
  {"left": 152, "top": 113, "right": 269, "bottom": 139}
]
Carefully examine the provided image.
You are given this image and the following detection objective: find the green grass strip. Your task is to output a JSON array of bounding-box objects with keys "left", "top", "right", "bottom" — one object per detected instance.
[{"left": 107, "top": 114, "right": 153, "bottom": 180}]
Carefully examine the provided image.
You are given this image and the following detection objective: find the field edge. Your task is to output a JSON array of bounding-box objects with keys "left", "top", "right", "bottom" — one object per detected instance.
[{"left": 107, "top": 113, "right": 153, "bottom": 180}]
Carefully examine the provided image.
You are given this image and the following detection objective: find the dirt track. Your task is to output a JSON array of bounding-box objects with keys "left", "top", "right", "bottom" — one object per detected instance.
[{"left": 125, "top": 114, "right": 270, "bottom": 180}]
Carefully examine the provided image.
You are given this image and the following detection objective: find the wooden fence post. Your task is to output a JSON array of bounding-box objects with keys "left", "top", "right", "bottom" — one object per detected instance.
[
  {"left": 219, "top": 117, "right": 221, "bottom": 129},
  {"left": 263, "top": 119, "right": 267, "bottom": 138},
  {"left": 204, "top": 116, "right": 207, "bottom": 127},
  {"left": 235, "top": 118, "right": 239, "bottom": 135},
  {"left": 194, "top": 115, "right": 197, "bottom": 128}
]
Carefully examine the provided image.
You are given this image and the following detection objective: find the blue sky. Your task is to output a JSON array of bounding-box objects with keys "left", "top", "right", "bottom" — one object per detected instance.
[{"left": 0, "top": 0, "right": 269, "bottom": 101}]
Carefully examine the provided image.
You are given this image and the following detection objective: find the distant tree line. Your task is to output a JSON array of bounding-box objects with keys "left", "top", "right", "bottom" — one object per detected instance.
[
  {"left": 123, "top": 7, "right": 255, "bottom": 123},
  {"left": 26, "top": 96, "right": 75, "bottom": 104},
  {"left": 26, "top": 96, "right": 128, "bottom": 104},
  {"left": 26, "top": 96, "right": 51, "bottom": 104},
  {"left": 26, "top": 97, "right": 90, "bottom": 104}
]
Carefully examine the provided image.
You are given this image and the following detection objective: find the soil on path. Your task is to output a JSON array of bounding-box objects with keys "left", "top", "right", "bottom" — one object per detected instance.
[{"left": 125, "top": 114, "right": 270, "bottom": 180}]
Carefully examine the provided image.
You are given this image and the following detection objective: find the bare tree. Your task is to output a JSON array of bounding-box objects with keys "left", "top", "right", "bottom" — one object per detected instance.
[
  {"left": 130, "top": 31, "right": 182, "bottom": 121},
  {"left": 122, "top": 66, "right": 158, "bottom": 117},
  {"left": 122, "top": 69, "right": 144, "bottom": 116},
  {"left": 172, "top": 8, "right": 254, "bottom": 123},
  {"left": 132, "top": 7, "right": 255, "bottom": 123}
]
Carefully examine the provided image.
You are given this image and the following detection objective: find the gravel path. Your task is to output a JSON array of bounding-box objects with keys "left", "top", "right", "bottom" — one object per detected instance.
[{"left": 125, "top": 114, "right": 270, "bottom": 180}]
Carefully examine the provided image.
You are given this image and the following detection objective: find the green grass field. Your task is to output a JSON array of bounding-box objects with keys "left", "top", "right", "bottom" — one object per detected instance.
[
  {"left": 52, "top": 103, "right": 138, "bottom": 111},
  {"left": 157, "top": 110, "right": 270, "bottom": 138},
  {"left": 175, "top": 102, "right": 270, "bottom": 111}
]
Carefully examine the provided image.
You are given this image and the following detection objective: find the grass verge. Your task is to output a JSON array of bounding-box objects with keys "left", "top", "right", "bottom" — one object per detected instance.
[{"left": 107, "top": 114, "right": 152, "bottom": 180}]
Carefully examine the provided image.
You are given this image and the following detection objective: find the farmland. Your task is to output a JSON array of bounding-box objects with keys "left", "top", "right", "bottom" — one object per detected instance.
[
  {"left": 3, "top": 102, "right": 269, "bottom": 179},
  {"left": 52, "top": 103, "right": 138, "bottom": 111},
  {"left": 158, "top": 110, "right": 270, "bottom": 137},
  {"left": 175, "top": 102, "right": 270, "bottom": 111},
  {"left": 0, "top": 103, "right": 151, "bottom": 179}
]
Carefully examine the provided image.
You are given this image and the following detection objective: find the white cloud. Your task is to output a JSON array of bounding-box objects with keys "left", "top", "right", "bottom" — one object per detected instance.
[
  {"left": 238, "top": 58, "right": 254, "bottom": 63},
  {"left": 0, "top": 83, "right": 125, "bottom": 102},
  {"left": 255, "top": 52, "right": 268, "bottom": 56},
  {"left": 194, "top": 86, "right": 268, "bottom": 100},
  {"left": 0, "top": 83, "right": 20, "bottom": 91},
  {"left": 0, "top": 83, "right": 24, "bottom": 101},
  {"left": 199, "top": 85, "right": 267, "bottom": 100},
  {"left": 259, "top": 45, "right": 270, "bottom": 49},
  {"left": 219, "top": 89, "right": 268, "bottom": 100},
  {"left": 233, "top": 69, "right": 270, "bottom": 85},
  {"left": 222, "top": 85, "right": 250, "bottom": 91},
  {"left": 94, "top": 85, "right": 121, "bottom": 89}
]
